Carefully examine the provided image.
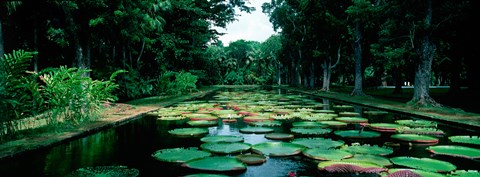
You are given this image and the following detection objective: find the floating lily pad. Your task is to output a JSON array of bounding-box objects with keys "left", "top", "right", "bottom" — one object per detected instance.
[
  {"left": 395, "top": 119, "right": 437, "bottom": 128},
  {"left": 342, "top": 144, "right": 393, "bottom": 156},
  {"left": 200, "top": 142, "right": 251, "bottom": 154},
  {"left": 391, "top": 134, "right": 439, "bottom": 145},
  {"left": 65, "top": 165, "right": 140, "bottom": 177},
  {"left": 210, "top": 110, "right": 237, "bottom": 115},
  {"left": 252, "top": 142, "right": 305, "bottom": 156},
  {"left": 335, "top": 117, "right": 368, "bottom": 124},
  {"left": 290, "top": 127, "right": 332, "bottom": 135},
  {"left": 217, "top": 114, "right": 243, "bottom": 119},
  {"left": 363, "top": 110, "right": 388, "bottom": 115},
  {"left": 368, "top": 123, "right": 403, "bottom": 132},
  {"left": 303, "top": 148, "right": 353, "bottom": 160},
  {"left": 319, "top": 121, "right": 348, "bottom": 128},
  {"left": 332, "top": 105, "right": 354, "bottom": 112},
  {"left": 334, "top": 130, "right": 381, "bottom": 139},
  {"left": 387, "top": 168, "right": 446, "bottom": 177},
  {"left": 299, "top": 113, "right": 336, "bottom": 121},
  {"left": 427, "top": 145, "right": 480, "bottom": 159},
  {"left": 187, "top": 120, "right": 218, "bottom": 127},
  {"left": 235, "top": 154, "right": 267, "bottom": 165},
  {"left": 291, "top": 138, "right": 345, "bottom": 149},
  {"left": 182, "top": 156, "right": 246, "bottom": 172},
  {"left": 168, "top": 128, "right": 209, "bottom": 137},
  {"left": 338, "top": 112, "right": 360, "bottom": 117},
  {"left": 265, "top": 133, "right": 294, "bottom": 140},
  {"left": 317, "top": 160, "right": 386, "bottom": 173},
  {"left": 239, "top": 126, "right": 274, "bottom": 134},
  {"left": 157, "top": 116, "right": 188, "bottom": 121},
  {"left": 292, "top": 121, "right": 326, "bottom": 128},
  {"left": 397, "top": 127, "right": 445, "bottom": 136},
  {"left": 249, "top": 120, "right": 282, "bottom": 127},
  {"left": 390, "top": 156, "right": 456, "bottom": 173},
  {"left": 449, "top": 170, "right": 480, "bottom": 177},
  {"left": 243, "top": 115, "right": 271, "bottom": 122},
  {"left": 183, "top": 174, "right": 230, "bottom": 177},
  {"left": 184, "top": 113, "right": 218, "bottom": 121},
  {"left": 448, "top": 135, "right": 480, "bottom": 145},
  {"left": 343, "top": 154, "right": 392, "bottom": 167},
  {"left": 270, "top": 114, "right": 295, "bottom": 120},
  {"left": 151, "top": 148, "right": 212, "bottom": 163},
  {"left": 200, "top": 135, "right": 244, "bottom": 143},
  {"left": 312, "top": 109, "right": 335, "bottom": 114}
]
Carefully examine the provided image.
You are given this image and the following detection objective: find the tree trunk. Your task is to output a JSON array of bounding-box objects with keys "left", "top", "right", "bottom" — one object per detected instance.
[
  {"left": 351, "top": 21, "right": 366, "bottom": 96},
  {"left": 321, "top": 60, "right": 330, "bottom": 91},
  {"left": 33, "top": 17, "right": 38, "bottom": 72},
  {"left": 0, "top": 19, "right": 4, "bottom": 60},
  {"left": 393, "top": 68, "right": 403, "bottom": 94},
  {"left": 309, "top": 63, "right": 315, "bottom": 88},
  {"left": 276, "top": 61, "right": 281, "bottom": 85}
]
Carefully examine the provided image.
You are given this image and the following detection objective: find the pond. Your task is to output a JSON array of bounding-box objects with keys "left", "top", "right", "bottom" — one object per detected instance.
[{"left": 0, "top": 87, "right": 479, "bottom": 177}]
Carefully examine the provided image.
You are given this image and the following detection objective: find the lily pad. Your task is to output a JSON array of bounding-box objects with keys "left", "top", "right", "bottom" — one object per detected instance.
[
  {"left": 387, "top": 168, "right": 446, "bottom": 177},
  {"left": 235, "top": 154, "right": 267, "bottom": 165},
  {"left": 200, "top": 135, "right": 244, "bottom": 143},
  {"left": 184, "top": 113, "right": 218, "bottom": 121},
  {"left": 183, "top": 174, "right": 230, "bottom": 177},
  {"left": 239, "top": 126, "right": 274, "bottom": 134},
  {"left": 182, "top": 156, "right": 246, "bottom": 172},
  {"left": 334, "top": 130, "right": 381, "bottom": 139},
  {"left": 390, "top": 156, "right": 456, "bottom": 173},
  {"left": 65, "top": 165, "right": 140, "bottom": 177},
  {"left": 318, "top": 121, "right": 348, "bottom": 129},
  {"left": 368, "top": 123, "right": 403, "bottom": 132},
  {"left": 427, "top": 145, "right": 480, "bottom": 159},
  {"left": 395, "top": 119, "right": 437, "bottom": 128},
  {"left": 317, "top": 160, "right": 387, "bottom": 173},
  {"left": 342, "top": 144, "right": 393, "bottom": 156},
  {"left": 302, "top": 148, "right": 353, "bottom": 160},
  {"left": 265, "top": 133, "right": 294, "bottom": 140},
  {"left": 391, "top": 134, "right": 439, "bottom": 145},
  {"left": 168, "top": 128, "right": 209, "bottom": 137},
  {"left": 448, "top": 135, "right": 480, "bottom": 145},
  {"left": 291, "top": 138, "right": 345, "bottom": 149},
  {"left": 338, "top": 111, "right": 360, "bottom": 117},
  {"left": 243, "top": 115, "right": 271, "bottom": 122},
  {"left": 157, "top": 116, "right": 188, "bottom": 121},
  {"left": 343, "top": 154, "right": 392, "bottom": 167},
  {"left": 187, "top": 120, "right": 218, "bottom": 127},
  {"left": 290, "top": 127, "right": 332, "bottom": 135},
  {"left": 397, "top": 127, "right": 445, "bottom": 136},
  {"left": 151, "top": 148, "right": 212, "bottom": 163},
  {"left": 449, "top": 170, "right": 480, "bottom": 177},
  {"left": 292, "top": 121, "right": 326, "bottom": 128},
  {"left": 249, "top": 120, "right": 282, "bottom": 127},
  {"left": 252, "top": 142, "right": 305, "bottom": 156},
  {"left": 200, "top": 142, "right": 251, "bottom": 154},
  {"left": 217, "top": 114, "right": 243, "bottom": 119},
  {"left": 335, "top": 117, "right": 368, "bottom": 124}
]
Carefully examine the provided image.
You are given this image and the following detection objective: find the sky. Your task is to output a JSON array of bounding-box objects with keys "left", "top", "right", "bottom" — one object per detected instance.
[{"left": 213, "top": 0, "right": 277, "bottom": 46}]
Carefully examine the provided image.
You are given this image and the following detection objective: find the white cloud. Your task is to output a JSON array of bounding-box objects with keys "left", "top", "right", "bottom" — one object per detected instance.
[{"left": 213, "top": 0, "right": 277, "bottom": 46}]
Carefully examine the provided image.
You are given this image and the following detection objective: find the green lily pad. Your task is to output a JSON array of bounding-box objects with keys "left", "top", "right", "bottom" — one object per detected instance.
[
  {"left": 200, "top": 142, "right": 251, "bottom": 154},
  {"left": 290, "top": 127, "right": 332, "bottom": 135},
  {"left": 334, "top": 130, "right": 381, "bottom": 139},
  {"left": 302, "top": 148, "right": 353, "bottom": 160},
  {"left": 427, "top": 145, "right": 480, "bottom": 159},
  {"left": 343, "top": 154, "right": 392, "bottom": 167},
  {"left": 243, "top": 115, "right": 271, "bottom": 122},
  {"left": 317, "top": 160, "right": 386, "bottom": 173},
  {"left": 217, "top": 114, "right": 243, "bottom": 119},
  {"left": 265, "top": 133, "right": 294, "bottom": 140},
  {"left": 184, "top": 113, "right": 218, "bottom": 121},
  {"left": 291, "top": 138, "right": 345, "bottom": 149},
  {"left": 448, "top": 135, "right": 480, "bottom": 145},
  {"left": 449, "top": 170, "right": 480, "bottom": 177},
  {"left": 182, "top": 156, "right": 247, "bottom": 172},
  {"left": 235, "top": 154, "right": 267, "bottom": 165},
  {"left": 397, "top": 127, "right": 445, "bottom": 136},
  {"left": 390, "top": 156, "right": 456, "bottom": 172},
  {"left": 292, "top": 121, "right": 326, "bottom": 128},
  {"left": 332, "top": 105, "right": 354, "bottom": 112},
  {"left": 312, "top": 110, "right": 335, "bottom": 114},
  {"left": 338, "top": 111, "right": 360, "bottom": 117},
  {"left": 168, "top": 128, "right": 209, "bottom": 137},
  {"left": 65, "top": 165, "right": 140, "bottom": 177},
  {"left": 363, "top": 110, "right": 388, "bottom": 115},
  {"left": 151, "top": 147, "right": 212, "bottom": 163},
  {"left": 319, "top": 121, "right": 348, "bottom": 128},
  {"left": 249, "top": 120, "right": 282, "bottom": 127},
  {"left": 342, "top": 144, "right": 393, "bottom": 156},
  {"left": 239, "top": 126, "right": 274, "bottom": 134},
  {"left": 187, "top": 120, "right": 218, "bottom": 127},
  {"left": 183, "top": 174, "right": 230, "bottom": 177},
  {"left": 200, "top": 135, "right": 244, "bottom": 143},
  {"left": 270, "top": 114, "right": 295, "bottom": 120},
  {"left": 210, "top": 110, "right": 237, "bottom": 115},
  {"left": 335, "top": 117, "right": 368, "bottom": 124},
  {"left": 157, "top": 116, "right": 188, "bottom": 121},
  {"left": 387, "top": 168, "right": 446, "bottom": 177},
  {"left": 391, "top": 134, "right": 439, "bottom": 145},
  {"left": 395, "top": 119, "right": 437, "bottom": 128},
  {"left": 252, "top": 142, "right": 305, "bottom": 156},
  {"left": 368, "top": 123, "right": 404, "bottom": 132}
]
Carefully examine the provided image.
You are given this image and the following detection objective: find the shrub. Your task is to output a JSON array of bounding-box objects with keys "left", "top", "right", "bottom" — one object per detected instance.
[{"left": 156, "top": 71, "right": 198, "bottom": 96}]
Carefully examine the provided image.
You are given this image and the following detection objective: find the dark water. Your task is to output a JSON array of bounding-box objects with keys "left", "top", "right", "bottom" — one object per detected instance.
[{"left": 0, "top": 88, "right": 479, "bottom": 177}]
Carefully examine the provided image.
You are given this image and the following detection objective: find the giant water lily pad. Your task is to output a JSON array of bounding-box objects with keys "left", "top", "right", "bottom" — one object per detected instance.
[
  {"left": 397, "top": 127, "right": 445, "bottom": 136},
  {"left": 152, "top": 147, "right": 212, "bottom": 163},
  {"left": 300, "top": 113, "right": 337, "bottom": 121},
  {"left": 387, "top": 169, "right": 446, "bottom": 177},
  {"left": 449, "top": 170, "right": 480, "bottom": 177},
  {"left": 335, "top": 117, "right": 368, "bottom": 124},
  {"left": 249, "top": 120, "right": 282, "bottom": 127},
  {"left": 292, "top": 121, "right": 326, "bottom": 128},
  {"left": 317, "top": 161, "right": 386, "bottom": 173},
  {"left": 239, "top": 126, "right": 274, "bottom": 134},
  {"left": 183, "top": 174, "right": 230, "bottom": 177},
  {"left": 235, "top": 154, "right": 267, "bottom": 165},
  {"left": 334, "top": 130, "right": 381, "bottom": 139},
  {"left": 342, "top": 144, "right": 393, "bottom": 156},
  {"left": 338, "top": 112, "right": 360, "bottom": 117},
  {"left": 243, "top": 115, "right": 271, "bottom": 122},
  {"left": 343, "top": 154, "right": 392, "bottom": 167},
  {"left": 200, "top": 142, "right": 251, "bottom": 154},
  {"left": 252, "top": 142, "right": 305, "bottom": 156},
  {"left": 182, "top": 156, "right": 246, "bottom": 172},
  {"left": 448, "top": 135, "right": 480, "bottom": 145},
  {"left": 395, "top": 119, "right": 437, "bottom": 128},
  {"left": 390, "top": 156, "right": 456, "bottom": 173},
  {"left": 319, "top": 121, "right": 348, "bottom": 129},
  {"left": 168, "top": 128, "right": 209, "bottom": 137},
  {"left": 291, "top": 138, "right": 344, "bottom": 149},
  {"left": 200, "top": 135, "right": 244, "bottom": 143},
  {"left": 290, "top": 127, "right": 332, "bottom": 135},
  {"left": 368, "top": 123, "right": 404, "bottom": 132},
  {"left": 391, "top": 134, "right": 439, "bottom": 145},
  {"left": 66, "top": 165, "right": 139, "bottom": 177},
  {"left": 187, "top": 120, "right": 218, "bottom": 127},
  {"left": 302, "top": 148, "right": 353, "bottom": 160},
  {"left": 217, "top": 114, "right": 243, "bottom": 119},
  {"left": 157, "top": 116, "right": 188, "bottom": 121},
  {"left": 427, "top": 145, "right": 480, "bottom": 159},
  {"left": 265, "top": 133, "right": 294, "bottom": 140},
  {"left": 184, "top": 113, "right": 218, "bottom": 121}
]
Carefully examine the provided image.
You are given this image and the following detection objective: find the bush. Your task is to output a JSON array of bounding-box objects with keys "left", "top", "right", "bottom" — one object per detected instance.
[{"left": 156, "top": 71, "right": 198, "bottom": 96}]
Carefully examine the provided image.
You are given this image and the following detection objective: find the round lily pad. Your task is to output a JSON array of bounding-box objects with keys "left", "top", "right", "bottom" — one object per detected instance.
[
  {"left": 200, "top": 135, "right": 244, "bottom": 143},
  {"left": 312, "top": 109, "right": 335, "bottom": 114},
  {"left": 395, "top": 119, "right": 437, "bottom": 128},
  {"left": 448, "top": 135, "right": 480, "bottom": 145},
  {"left": 334, "top": 130, "right": 381, "bottom": 139},
  {"left": 290, "top": 127, "right": 332, "bottom": 135},
  {"left": 319, "top": 121, "right": 348, "bottom": 128},
  {"left": 210, "top": 110, "right": 237, "bottom": 115},
  {"left": 338, "top": 111, "right": 360, "bottom": 117},
  {"left": 449, "top": 170, "right": 480, "bottom": 177},
  {"left": 387, "top": 169, "right": 446, "bottom": 177},
  {"left": 302, "top": 148, "right": 353, "bottom": 160},
  {"left": 397, "top": 127, "right": 445, "bottom": 136},
  {"left": 292, "top": 121, "right": 326, "bottom": 128},
  {"left": 243, "top": 115, "right": 271, "bottom": 122},
  {"left": 183, "top": 174, "right": 230, "bottom": 177},
  {"left": 317, "top": 160, "right": 386, "bottom": 173},
  {"left": 187, "top": 120, "right": 218, "bottom": 127},
  {"left": 391, "top": 134, "right": 439, "bottom": 145},
  {"left": 252, "top": 142, "right": 306, "bottom": 156},
  {"left": 182, "top": 156, "right": 246, "bottom": 172},
  {"left": 239, "top": 126, "right": 274, "bottom": 134},
  {"left": 151, "top": 148, "right": 212, "bottom": 163},
  {"left": 184, "top": 113, "right": 218, "bottom": 121},
  {"left": 343, "top": 154, "right": 392, "bottom": 167},
  {"left": 332, "top": 105, "right": 354, "bottom": 112},
  {"left": 291, "top": 138, "right": 345, "bottom": 149},
  {"left": 342, "top": 144, "right": 393, "bottom": 156},
  {"left": 367, "top": 123, "right": 403, "bottom": 132},
  {"left": 427, "top": 145, "right": 480, "bottom": 159},
  {"left": 65, "top": 165, "right": 140, "bottom": 177},
  {"left": 168, "top": 128, "right": 209, "bottom": 137},
  {"left": 249, "top": 120, "right": 282, "bottom": 127},
  {"left": 157, "top": 116, "right": 188, "bottom": 121},
  {"left": 217, "top": 114, "right": 243, "bottom": 119},
  {"left": 390, "top": 156, "right": 456, "bottom": 173},
  {"left": 335, "top": 117, "right": 368, "bottom": 124},
  {"left": 235, "top": 154, "right": 267, "bottom": 165},
  {"left": 265, "top": 133, "right": 294, "bottom": 140},
  {"left": 200, "top": 142, "right": 251, "bottom": 154},
  {"left": 301, "top": 113, "right": 337, "bottom": 121}
]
